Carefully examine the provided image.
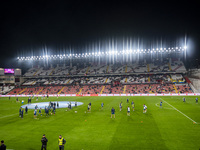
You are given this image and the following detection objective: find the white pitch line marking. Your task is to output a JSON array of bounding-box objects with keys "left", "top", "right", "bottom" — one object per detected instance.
[
  {"left": 160, "top": 98, "right": 198, "bottom": 124},
  {"left": 0, "top": 113, "right": 18, "bottom": 119}
]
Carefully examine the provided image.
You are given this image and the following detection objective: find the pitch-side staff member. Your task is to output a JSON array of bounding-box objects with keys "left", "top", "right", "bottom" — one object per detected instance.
[{"left": 58, "top": 135, "right": 66, "bottom": 150}]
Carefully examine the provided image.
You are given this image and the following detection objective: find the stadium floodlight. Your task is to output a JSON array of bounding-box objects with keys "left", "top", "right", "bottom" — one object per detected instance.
[{"left": 17, "top": 46, "right": 187, "bottom": 62}]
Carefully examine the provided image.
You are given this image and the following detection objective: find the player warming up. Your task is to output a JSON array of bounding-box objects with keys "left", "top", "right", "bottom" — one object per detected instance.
[
  {"left": 127, "top": 106, "right": 130, "bottom": 116},
  {"left": 145, "top": 105, "right": 147, "bottom": 113},
  {"left": 131, "top": 101, "right": 135, "bottom": 111},
  {"left": 89, "top": 102, "right": 91, "bottom": 111},
  {"left": 119, "top": 102, "right": 122, "bottom": 111},
  {"left": 21, "top": 109, "right": 24, "bottom": 119},
  {"left": 143, "top": 104, "right": 147, "bottom": 113},
  {"left": 160, "top": 101, "right": 162, "bottom": 108},
  {"left": 87, "top": 104, "right": 90, "bottom": 112},
  {"left": 39, "top": 108, "right": 42, "bottom": 116},
  {"left": 196, "top": 97, "right": 198, "bottom": 104},
  {"left": 111, "top": 107, "right": 115, "bottom": 118},
  {"left": 19, "top": 107, "right": 22, "bottom": 117},
  {"left": 101, "top": 102, "right": 104, "bottom": 109},
  {"left": 34, "top": 109, "right": 37, "bottom": 119},
  {"left": 25, "top": 106, "right": 28, "bottom": 114}
]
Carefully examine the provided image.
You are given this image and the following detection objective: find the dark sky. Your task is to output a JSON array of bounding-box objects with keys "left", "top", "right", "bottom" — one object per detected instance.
[{"left": 0, "top": 0, "right": 200, "bottom": 67}]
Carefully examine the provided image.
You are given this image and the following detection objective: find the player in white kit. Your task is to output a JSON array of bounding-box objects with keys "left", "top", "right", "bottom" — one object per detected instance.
[{"left": 127, "top": 106, "right": 130, "bottom": 116}]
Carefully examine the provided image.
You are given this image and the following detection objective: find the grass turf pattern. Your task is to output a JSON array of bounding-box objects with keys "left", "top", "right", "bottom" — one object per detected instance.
[{"left": 0, "top": 96, "right": 200, "bottom": 150}]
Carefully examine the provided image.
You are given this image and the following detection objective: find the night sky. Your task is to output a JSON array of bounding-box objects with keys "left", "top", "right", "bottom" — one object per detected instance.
[{"left": 0, "top": 1, "right": 199, "bottom": 68}]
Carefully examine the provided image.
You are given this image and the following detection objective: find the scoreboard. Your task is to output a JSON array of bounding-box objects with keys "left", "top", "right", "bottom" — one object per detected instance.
[{"left": 0, "top": 68, "right": 21, "bottom": 76}]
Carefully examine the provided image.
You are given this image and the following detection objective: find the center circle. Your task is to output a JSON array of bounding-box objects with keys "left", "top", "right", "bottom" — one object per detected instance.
[{"left": 21, "top": 101, "right": 83, "bottom": 109}]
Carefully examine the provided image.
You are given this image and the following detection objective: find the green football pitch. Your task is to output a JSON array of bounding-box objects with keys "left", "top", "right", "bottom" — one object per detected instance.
[{"left": 0, "top": 96, "right": 200, "bottom": 150}]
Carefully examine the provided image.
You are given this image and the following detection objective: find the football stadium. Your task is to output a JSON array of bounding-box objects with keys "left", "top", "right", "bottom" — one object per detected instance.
[
  {"left": 1, "top": 1, "right": 200, "bottom": 150},
  {"left": 1, "top": 40, "right": 200, "bottom": 150}
]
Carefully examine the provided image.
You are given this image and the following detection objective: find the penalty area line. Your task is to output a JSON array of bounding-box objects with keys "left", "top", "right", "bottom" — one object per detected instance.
[{"left": 160, "top": 98, "right": 198, "bottom": 124}]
